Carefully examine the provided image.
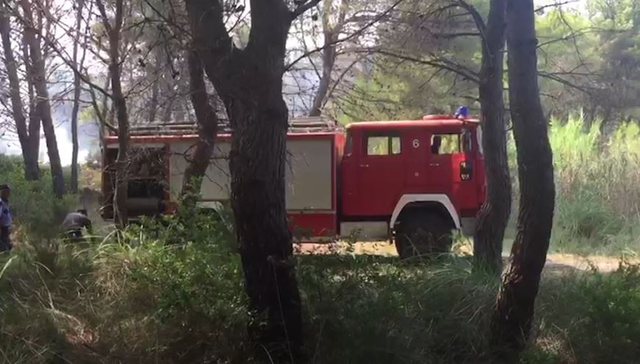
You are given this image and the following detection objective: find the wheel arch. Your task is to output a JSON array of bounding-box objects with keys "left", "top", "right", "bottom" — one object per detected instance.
[{"left": 390, "top": 194, "right": 460, "bottom": 230}]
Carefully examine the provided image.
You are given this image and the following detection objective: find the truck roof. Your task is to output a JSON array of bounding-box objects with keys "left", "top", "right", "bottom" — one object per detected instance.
[
  {"left": 346, "top": 116, "right": 480, "bottom": 131},
  {"left": 103, "top": 115, "right": 480, "bottom": 144},
  {"left": 106, "top": 116, "right": 341, "bottom": 138}
]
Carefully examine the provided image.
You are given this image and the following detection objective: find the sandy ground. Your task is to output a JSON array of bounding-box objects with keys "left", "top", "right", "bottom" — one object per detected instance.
[{"left": 294, "top": 242, "right": 633, "bottom": 273}]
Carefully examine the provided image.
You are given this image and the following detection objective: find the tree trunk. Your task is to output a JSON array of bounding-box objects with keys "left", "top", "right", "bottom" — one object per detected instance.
[
  {"left": 180, "top": 50, "right": 218, "bottom": 205},
  {"left": 161, "top": 93, "right": 174, "bottom": 122},
  {"left": 70, "top": 0, "right": 86, "bottom": 193},
  {"left": 228, "top": 95, "right": 303, "bottom": 360},
  {"left": 185, "top": 0, "right": 305, "bottom": 359},
  {"left": 95, "top": 0, "right": 128, "bottom": 226},
  {"left": 23, "top": 32, "right": 41, "bottom": 175},
  {"left": 147, "top": 48, "right": 163, "bottom": 123},
  {"left": 21, "top": 0, "right": 65, "bottom": 197},
  {"left": 107, "top": 0, "right": 129, "bottom": 227},
  {"left": 473, "top": 0, "right": 511, "bottom": 275},
  {"left": 0, "top": 4, "right": 40, "bottom": 180},
  {"left": 308, "top": 31, "right": 336, "bottom": 117},
  {"left": 491, "top": 0, "right": 556, "bottom": 356}
]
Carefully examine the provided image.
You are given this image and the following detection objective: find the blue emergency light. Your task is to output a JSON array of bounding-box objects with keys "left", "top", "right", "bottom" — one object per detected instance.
[{"left": 454, "top": 106, "right": 469, "bottom": 119}]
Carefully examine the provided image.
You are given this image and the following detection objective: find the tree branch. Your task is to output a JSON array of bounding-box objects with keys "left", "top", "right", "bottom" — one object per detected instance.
[
  {"left": 456, "top": 0, "right": 486, "bottom": 34},
  {"left": 285, "top": 0, "right": 404, "bottom": 71},
  {"left": 354, "top": 47, "right": 481, "bottom": 84},
  {"left": 291, "top": 0, "right": 322, "bottom": 20}
]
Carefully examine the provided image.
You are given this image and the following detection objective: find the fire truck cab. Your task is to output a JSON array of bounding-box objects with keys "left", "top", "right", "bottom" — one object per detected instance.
[
  {"left": 101, "top": 113, "right": 485, "bottom": 258},
  {"left": 338, "top": 116, "right": 485, "bottom": 257}
]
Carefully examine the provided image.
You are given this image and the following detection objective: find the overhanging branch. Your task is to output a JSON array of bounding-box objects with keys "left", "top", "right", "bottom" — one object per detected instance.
[{"left": 291, "top": 0, "right": 322, "bottom": 19}]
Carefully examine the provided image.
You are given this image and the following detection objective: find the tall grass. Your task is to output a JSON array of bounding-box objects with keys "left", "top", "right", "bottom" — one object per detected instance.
[
  {"left": 3, "top": 226, "right": 640, "bottom": 363},
  {"left": 546, "top": 115, "right": 640, "bottom": 254}
]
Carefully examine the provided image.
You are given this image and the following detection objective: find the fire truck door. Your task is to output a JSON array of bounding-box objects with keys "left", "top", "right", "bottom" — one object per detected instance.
[
  {"left": 450, "top": 129, "right": 481, "bottom": 213},
  {"left": 355, "top": 133, "right": 404, "bottom": 216},
  {"left": 426, "top": 133, "right": 458, "bottom": 194}
]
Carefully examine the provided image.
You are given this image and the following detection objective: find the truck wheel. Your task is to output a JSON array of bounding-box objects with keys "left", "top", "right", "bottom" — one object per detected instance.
[{"left": 395, "top": 211, "right": 453, "bottom": 259}]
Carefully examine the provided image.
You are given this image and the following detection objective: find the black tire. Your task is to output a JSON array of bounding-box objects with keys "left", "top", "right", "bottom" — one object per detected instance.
[{"left": 394, "top": 211, "right": 453, "bottom": 259}]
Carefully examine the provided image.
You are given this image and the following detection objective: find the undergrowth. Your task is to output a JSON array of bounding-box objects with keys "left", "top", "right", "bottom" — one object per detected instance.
[{"left": 2, "top": 209, "right": 640, "bottom": 363}]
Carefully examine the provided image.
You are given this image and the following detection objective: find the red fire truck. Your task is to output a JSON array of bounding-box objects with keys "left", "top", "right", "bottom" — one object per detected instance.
[{"left": 102, "top": 113, "right": 486, "bottom": 258}]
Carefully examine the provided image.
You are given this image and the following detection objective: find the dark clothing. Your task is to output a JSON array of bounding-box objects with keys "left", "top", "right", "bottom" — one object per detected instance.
[
  {"left": 63, "top": 212, "right": 92, "bottom": 242},
  {"left": 0, "top": 197, "right": 12, "bottom": 252},
  {"left": 0, "top": 226, "right": 11, "bottom": 252},
  {"left": 63, "top": 212, "right": 91, "bottom": 231}
]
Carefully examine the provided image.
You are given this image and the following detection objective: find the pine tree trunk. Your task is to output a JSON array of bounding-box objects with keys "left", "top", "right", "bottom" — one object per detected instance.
[
  {"left": 308, "top": 31, "right": 336, "bottom": 117},
  {"left": 180, "top": 50, "right": 218, "bottom": 205},
  {"left": 228, "top": 97, "right": 303, "bottom": 359},
  {"left": 473, "top": 0, "right": 511, "bottom": 275},
  {"left": 70, "top": 0, "right": 85, "bottom": 194},
  {"left": 491, "top": 0, "right": 556, "bottom": 356},
  {"left": 185, "top": 0, "right": 308, "bottom": 358},
  {"left": 21, "top": 0, "right": 65, "bottom": 197},
  {"left": 107, "top": 0, "right": 129, "bottom": 227},
  {"left": 0, "top": 4, "right": 40, "bottom": 180},
  {"left": 147, "top": 48, "right": 163, "bottom": 123}
]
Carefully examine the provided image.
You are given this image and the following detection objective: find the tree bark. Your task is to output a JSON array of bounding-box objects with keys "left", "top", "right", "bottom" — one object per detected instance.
[
  {"left": 147, "top": 48, "right": 162, "bottom": 123},
  {"left": 308, "top": 0, "right": 348, "bottom": 117},
  {"left": 473, "top": 0, "right": 511, "bottom": 275},
  {"left": 0, "top": 4, "right": 40, "bottom": 180},
  {"left": 491, "top": 0, "right": 556, "bottom": 356},
  {"left": 97, "top": 0, "right": 129, "bottom": 227},
  {"left": 21, "top": 0, "right": 65, "bottom": 197},
  {"left": 180, "top": 49, "right": 218, "bottom": 205},
  {"left": 22, "top": 28, "right": 41, "bottom": 173},
  {"left": 70, "top": 0, "right": 86, "bottom": 193},
  {"left": 186, "top": 0, "right": 308, "bottom": 359},
  {"left": 308, "top": 30, "right": 336, "bottom": 117}
]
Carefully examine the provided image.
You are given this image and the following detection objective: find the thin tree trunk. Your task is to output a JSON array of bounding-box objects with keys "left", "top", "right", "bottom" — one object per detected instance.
[
  {"left": 308, "top": 31, "right": 336, "bottom": 117},
  {"left": 147, "top": 47, "right": 162, "bottom": 123},
  {"left": 97, "top": 0, "right": 129, "bottom": 227},
  {"left": 180, "top": 49, "right": 218, "bottom": 205},
  {"left": 22, "top": 30, "right": 41, "bottom": 172},
  {"left": 161, "top": 87, "right": 175, "bottom": 122},
  {"left": 473, "top": 0, "right": 511, "bottom": 275},
  {"left": 0, "top": 5, "right": 40, "bottom": 180},
  {"left": 21, "top": 0, "right": 65, "bottom": 197},
  {"left": 110, "top": 3, "right": 129, "bottom": 227},
  {"left": 70, "top": 0, "right": 86, "bottom": 193},
  {"left": 491, "top": 0, "right": 556, "bottom": 356}
]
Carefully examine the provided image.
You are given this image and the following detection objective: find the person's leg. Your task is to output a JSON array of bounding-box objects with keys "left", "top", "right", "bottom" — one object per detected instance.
[{"left": 0, "top": 227, "right": 10, "bottom": 252}]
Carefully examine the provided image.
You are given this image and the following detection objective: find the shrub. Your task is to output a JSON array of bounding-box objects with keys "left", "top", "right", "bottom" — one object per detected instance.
[{"left": 0, "top": 155, "right": 76, "bottom": 241}]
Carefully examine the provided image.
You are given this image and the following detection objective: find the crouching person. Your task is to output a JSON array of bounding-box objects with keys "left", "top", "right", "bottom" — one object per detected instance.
[{"left": 63, "top": 209, "right": 92, "bottom": 242}]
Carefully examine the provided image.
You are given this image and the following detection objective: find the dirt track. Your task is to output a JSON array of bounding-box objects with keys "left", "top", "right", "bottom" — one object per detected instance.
[{"left": 294, "top": 242, "right": 632, "bottom": 273}]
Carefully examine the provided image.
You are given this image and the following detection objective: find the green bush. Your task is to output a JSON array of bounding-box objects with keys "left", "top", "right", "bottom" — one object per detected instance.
[{"left": 0, "top": 155, "right": 76, "bottom": 241}]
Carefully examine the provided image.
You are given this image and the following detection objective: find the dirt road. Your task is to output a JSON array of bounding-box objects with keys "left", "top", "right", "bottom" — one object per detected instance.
[{"left": 294, "top": 242, "right": 632, "bottom": 273}]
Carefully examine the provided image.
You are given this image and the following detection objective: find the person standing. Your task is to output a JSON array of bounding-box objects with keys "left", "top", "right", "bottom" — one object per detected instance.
[{"left": 0, "top": 184, "right": 13, "bottom": 252}]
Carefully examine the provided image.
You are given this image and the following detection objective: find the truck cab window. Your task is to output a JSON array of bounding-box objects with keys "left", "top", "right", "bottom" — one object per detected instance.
[
  {"left": 367, "top": 135, "right": 401, "bottom": 156},
  {"left": 431, "top": 134, "right": 463, "bottom": 155}
]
